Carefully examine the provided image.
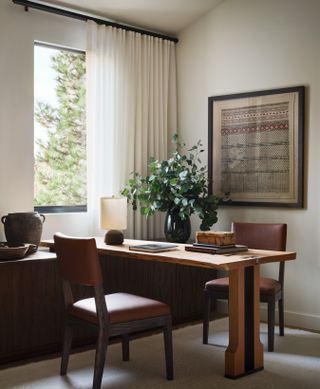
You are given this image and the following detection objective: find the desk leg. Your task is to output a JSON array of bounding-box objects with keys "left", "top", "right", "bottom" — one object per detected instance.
[{"left": 225, "top": 265, "right": 263, "bottom": 378}]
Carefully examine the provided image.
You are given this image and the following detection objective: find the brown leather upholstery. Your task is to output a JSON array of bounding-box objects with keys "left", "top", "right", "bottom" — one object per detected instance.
[
  {"left": 54, "top": 233, "right": 173, "bottom": 389},
  {"left": 203, "top": 222, "right": 287, "bottom": 352},
  {"left": 205, "top": 277, "right": 281, "bottom": 296},
  {"left": 70, "top": 292, "right": 170, "bottom": 324},
  {"left": 232, "top": 222, "right": 287, "bottom": 251},
  {"left": 54, "top": 234, "right": 103, "bottom": 286}
]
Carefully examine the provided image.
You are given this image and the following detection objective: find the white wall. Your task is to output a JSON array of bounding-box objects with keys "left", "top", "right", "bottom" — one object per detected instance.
[
  {"left": 1, "top": 0, "right": 320, "bottom": 331},
  {"left": 0, "top": 1, "right": 89, "bottom": 239},
  {"left": 177, "top": 0, "right": 320, "bottom": 330}
]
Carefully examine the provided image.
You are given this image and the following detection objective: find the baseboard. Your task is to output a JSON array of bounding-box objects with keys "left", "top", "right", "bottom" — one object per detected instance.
[{"left": 216, "top": 300, "right": 320, "bottom": 332}]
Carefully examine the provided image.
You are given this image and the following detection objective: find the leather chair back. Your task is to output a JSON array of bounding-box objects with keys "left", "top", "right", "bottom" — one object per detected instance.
[
  {"left": 54, "top": 233, "right": 103, "bottom": 286},
  {"left": 232, "top": 222, "right": 287, "bottom": 251}
]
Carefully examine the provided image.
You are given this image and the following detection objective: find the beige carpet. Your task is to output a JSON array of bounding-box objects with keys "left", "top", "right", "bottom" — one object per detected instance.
[{"left": 1, "top": 318, "right": 320, "bottom": 389}]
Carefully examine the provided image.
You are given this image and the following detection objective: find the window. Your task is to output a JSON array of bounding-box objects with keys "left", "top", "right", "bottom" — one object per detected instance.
[{"left": 34, "top": 43, "right": 86, "bottom": 213}]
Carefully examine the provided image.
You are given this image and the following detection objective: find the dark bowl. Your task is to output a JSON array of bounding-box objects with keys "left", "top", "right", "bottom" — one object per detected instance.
[{"left": 0, "top": 243, "right": 33, "bottom": 260}]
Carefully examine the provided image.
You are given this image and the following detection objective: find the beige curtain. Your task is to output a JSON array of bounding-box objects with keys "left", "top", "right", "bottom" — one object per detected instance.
[{"left": 86, "top": 21, "right": 177, "bottom": 239}]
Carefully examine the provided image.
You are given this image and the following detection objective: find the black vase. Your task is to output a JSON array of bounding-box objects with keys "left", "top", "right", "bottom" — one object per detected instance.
[{"left": 164, "top": 209, "right": 191, "bottom": 243}]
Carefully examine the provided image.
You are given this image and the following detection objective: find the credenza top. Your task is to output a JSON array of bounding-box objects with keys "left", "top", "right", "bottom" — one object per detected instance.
[{"left": 0, "top": 248, "right": 56, "bottom": 264}]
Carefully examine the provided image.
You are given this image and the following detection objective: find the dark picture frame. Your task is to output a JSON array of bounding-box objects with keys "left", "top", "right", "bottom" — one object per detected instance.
[{"left": 208, "top": 86, "right": 305, "bottom": 208}]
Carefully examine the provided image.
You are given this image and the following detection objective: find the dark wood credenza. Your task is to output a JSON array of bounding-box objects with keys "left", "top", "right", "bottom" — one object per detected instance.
[{"left": 0, "top": 249, "right": 217, "bottom": 364}]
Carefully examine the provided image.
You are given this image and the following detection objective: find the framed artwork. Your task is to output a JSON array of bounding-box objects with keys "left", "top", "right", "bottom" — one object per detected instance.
[{"left": 208, "top": 86, "right": 305, "bottom": 207}]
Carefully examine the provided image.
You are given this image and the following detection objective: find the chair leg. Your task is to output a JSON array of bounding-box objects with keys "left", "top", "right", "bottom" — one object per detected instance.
[
  {"left": 60, "top": 323, "right": 73, "bottom": 375},
  {"left": 267, "top": 300, "right": 275, "bottom": 352},
  {"left": 202, "top": 290, "right": 211, "bottom": 344},
  {"left": 163, "top": 317, "right": 173, "bottom": 380},
  {"left": 93, "top": 329, "right": 108, "bottom": 389},
  {"left": 278, "top": 297, "right": 285, "bottom": 336},
  {"left": 122, "top": 334, "right": 130, "bottom": 361}
]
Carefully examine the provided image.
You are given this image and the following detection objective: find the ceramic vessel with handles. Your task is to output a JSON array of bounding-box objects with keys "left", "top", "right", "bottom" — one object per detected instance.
[{"left": 1, "top": 212, "right": 46, "bottom": 253}]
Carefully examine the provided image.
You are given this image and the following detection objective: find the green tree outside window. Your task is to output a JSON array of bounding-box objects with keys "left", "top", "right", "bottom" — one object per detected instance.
[{"left": 34, "top": 47, "right": 86, "bottom": 207}]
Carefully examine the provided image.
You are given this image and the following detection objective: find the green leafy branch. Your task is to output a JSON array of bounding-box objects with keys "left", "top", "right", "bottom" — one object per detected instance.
[{"left": 121, "top": 134, "right": 219, "bottom": 230}]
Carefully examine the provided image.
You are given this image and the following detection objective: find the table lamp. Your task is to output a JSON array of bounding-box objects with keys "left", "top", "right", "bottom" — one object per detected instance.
[{"left": 100, "top": 197, "right": 127, "bottom": 245}]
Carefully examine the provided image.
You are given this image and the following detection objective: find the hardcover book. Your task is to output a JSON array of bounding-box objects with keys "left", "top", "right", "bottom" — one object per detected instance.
[
  {"left": 193, "top": 242, "right": 237, "bottom": 249},
  {"left": 185, "top": 244, "right": 248, "bottom": 255}
]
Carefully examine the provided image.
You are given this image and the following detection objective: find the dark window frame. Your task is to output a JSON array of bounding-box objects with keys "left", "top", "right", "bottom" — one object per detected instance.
[{"left": 35, "top": 205, "right": 87, "bottom": 214}]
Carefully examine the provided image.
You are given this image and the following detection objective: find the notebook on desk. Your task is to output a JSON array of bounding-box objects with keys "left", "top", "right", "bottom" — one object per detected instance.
[{"left": 129, "top": 243, "right": 178, "bottom": 253}]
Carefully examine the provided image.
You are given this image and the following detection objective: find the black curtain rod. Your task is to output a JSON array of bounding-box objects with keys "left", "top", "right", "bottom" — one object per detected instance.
[{"left": 12, "top": 0, "right": 179, "bottom": 43}]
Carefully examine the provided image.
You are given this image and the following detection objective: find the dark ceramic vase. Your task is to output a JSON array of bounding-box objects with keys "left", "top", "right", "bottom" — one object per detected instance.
[
  {"left": 1, "top": 212, "right": 46, "bottom": 253},
  {"left": 164, "top": 209, "right": 191, "bottom": 243}
]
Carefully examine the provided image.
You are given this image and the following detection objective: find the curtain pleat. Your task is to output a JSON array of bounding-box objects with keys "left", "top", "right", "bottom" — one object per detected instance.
[{"left": 86, "top": 21, "right": 177, "bottom": 239}]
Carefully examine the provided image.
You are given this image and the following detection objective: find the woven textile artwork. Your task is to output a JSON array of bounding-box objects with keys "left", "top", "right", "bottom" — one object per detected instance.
[
  {"left": 220, "top": 102, "right": 290, "bottom": 195},
  {"left": 209, "top": 87, "right": 304, "bottom": 207}
]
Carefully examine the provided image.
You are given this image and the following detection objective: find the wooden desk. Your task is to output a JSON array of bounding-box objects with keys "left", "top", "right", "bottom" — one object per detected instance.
[{"left": 42, "top": 238, "right": 296, "bottom": 379}]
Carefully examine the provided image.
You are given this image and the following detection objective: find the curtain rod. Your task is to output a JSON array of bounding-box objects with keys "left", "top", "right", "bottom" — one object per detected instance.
[{"left": 12, "top": 0, "right": 179, "bottom": 43}]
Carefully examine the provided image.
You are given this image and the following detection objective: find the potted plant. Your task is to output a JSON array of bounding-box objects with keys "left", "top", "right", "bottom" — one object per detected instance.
[{"left": 121, "top": 134, "right": 219, "bottom": 242}]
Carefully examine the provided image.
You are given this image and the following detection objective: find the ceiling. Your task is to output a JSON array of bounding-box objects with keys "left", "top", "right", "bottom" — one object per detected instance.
[{"left": 37, "top": 0, "right": 223, "bottom": 35}]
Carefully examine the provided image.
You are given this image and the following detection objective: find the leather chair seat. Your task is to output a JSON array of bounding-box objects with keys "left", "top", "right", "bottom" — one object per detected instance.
[
  {"left": 70, "top": 292, "right": 170, "bottom": 324},
  {"left": 205, "top": 277, "right": 281, "bottom": 296}
]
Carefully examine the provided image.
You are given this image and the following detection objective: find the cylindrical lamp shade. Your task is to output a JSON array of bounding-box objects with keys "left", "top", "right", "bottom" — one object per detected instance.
[{"left": 100, "top": 197, "right": 127, "bottom": 230}]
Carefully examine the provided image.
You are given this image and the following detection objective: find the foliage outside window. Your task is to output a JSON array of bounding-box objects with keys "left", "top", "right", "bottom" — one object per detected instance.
[{"left": 34, "top": 44, "right": 86, "bottom": 212}]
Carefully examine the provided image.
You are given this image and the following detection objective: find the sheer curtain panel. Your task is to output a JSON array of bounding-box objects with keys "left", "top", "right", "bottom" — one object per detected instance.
[{"left": 86, "top": 21, "right": 177, "bottom": 239}]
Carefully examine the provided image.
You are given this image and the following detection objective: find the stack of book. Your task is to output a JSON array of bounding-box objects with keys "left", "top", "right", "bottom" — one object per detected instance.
[{"left": 185, "top": 231, "right": 248, "bottom": 254}]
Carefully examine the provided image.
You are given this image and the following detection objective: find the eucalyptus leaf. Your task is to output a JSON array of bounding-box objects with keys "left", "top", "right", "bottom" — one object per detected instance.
[{"left": 120, "top": 134, "right": 219, "bottom": 231}]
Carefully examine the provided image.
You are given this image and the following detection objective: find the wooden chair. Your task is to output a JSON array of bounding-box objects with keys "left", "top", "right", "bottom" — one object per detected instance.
[
  {"left": 54, "top": 233, "right": 173, "bottom": 389},
  {"left": 202, "top": 222, "right": 287, "bottom": 352}
]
